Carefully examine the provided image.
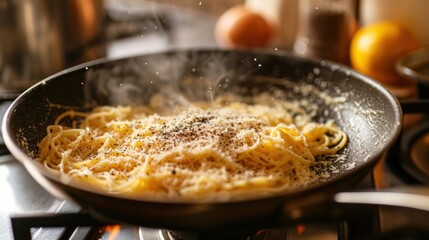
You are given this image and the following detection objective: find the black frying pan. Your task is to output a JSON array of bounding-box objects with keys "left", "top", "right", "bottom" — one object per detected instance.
[{"left": 2, "top": 49, "right": 413, "bottom": 231}]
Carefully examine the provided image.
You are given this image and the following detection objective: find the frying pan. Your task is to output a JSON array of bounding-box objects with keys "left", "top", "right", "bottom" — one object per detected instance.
[{"left": 2, "top": 49, "right": 424, "bottom": 232}]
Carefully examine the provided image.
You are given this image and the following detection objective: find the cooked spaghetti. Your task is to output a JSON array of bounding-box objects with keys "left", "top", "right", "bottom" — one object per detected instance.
[{"left": 38, "top": 98, "right": 347, "bottom": 201}]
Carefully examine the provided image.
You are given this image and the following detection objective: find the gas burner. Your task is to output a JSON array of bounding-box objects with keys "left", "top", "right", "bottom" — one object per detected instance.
[
  {"left": 400, "top": 120, "right": 429, "bottom": 183},
  {"left": 140, "top": 228, "right": 281, "bottom": 240},
  {"left": 11, "top": 210, "right": 381, "bottom": 240},
  {"left": 386, "top": 114, "right": 429, "bottom": 184}
]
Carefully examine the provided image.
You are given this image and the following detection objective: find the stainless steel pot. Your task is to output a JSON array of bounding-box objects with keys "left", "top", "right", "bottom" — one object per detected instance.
[{"left": 0, "top": 0, "right": 106, "bottom": 93}]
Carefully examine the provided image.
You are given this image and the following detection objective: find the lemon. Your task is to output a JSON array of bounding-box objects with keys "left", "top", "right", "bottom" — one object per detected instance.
[{"left": 350, "top": 21, "right": 419, "bottom": 84}]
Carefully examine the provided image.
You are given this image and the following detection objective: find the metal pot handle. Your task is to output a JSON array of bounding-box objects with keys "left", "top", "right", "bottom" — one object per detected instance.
[
  {"left": 282, "top": 186, "right": 429, "bottom": 225},
  {"left": 334, "top": 186, "right": 429, "bottom": 212}
]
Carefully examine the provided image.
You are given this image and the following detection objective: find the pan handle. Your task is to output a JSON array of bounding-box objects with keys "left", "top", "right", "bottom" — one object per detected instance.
[
  {"left": 334, "top": 186, "right": 429, "bottom": 212},
  {"left": 282, "top": 186, "right": 429, "bottom": 224}
]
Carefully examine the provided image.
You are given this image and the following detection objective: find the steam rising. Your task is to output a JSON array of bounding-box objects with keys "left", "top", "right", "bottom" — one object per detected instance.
[{"left": 83, "top": 51, "right": 259, "bottom": 109}]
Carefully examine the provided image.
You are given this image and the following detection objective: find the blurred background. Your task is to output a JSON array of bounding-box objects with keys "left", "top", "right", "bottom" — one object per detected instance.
[{"left": 1, "top": 0, "right": 428, "bottom": 100}]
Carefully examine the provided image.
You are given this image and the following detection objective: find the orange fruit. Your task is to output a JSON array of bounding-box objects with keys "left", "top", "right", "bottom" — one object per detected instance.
[
  {"left": 350, "top": 21, "right": 419, "bottom": 84},
  {"left": 215, "top": 4, "right": 272, "bottom": 48}
]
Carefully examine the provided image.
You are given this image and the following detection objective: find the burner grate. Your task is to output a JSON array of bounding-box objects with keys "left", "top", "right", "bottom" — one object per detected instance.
[{"left": 10, "top": 212, "right": 107, "bottom": 240}]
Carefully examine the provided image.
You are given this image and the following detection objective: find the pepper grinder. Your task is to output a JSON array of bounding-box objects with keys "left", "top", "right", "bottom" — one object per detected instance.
[{"left": 293, "top": 0, "right": 357, "bottom": 64}]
